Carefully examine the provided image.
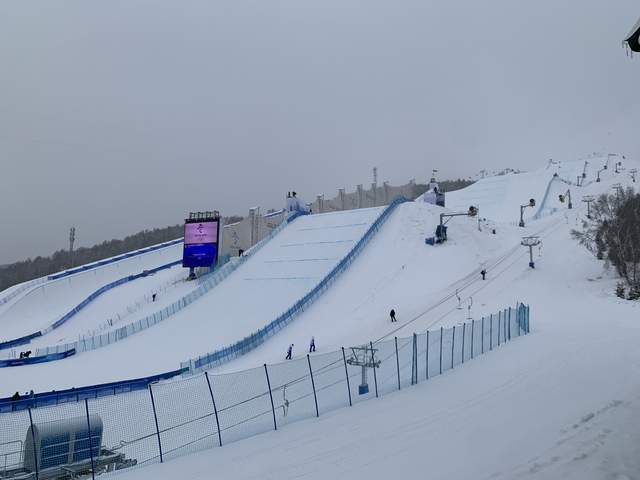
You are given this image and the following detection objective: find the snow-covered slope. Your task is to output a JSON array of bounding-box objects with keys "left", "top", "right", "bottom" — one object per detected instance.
[
  {"left": 112, "top": 156, "right": 640, "bottom": 480},
  {"left": 0, "top": 242, "right": 184, "bottom": 343}
]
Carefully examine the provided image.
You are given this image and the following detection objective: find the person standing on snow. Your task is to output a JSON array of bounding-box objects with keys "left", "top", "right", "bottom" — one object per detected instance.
[
  {"left": 390, "top": 309, "right": 397, "bottom": 322},
  {"left": 481, "top": 269, "right": 487, "bottom": 280},
  {"left": 309, "top": 336, "right": 315, "bottom": 353},
  {"left": 286, "top": 344, "right": 294, "bottom": 360}
]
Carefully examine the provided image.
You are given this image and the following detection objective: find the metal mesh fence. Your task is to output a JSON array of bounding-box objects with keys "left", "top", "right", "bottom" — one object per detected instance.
[{"left": 0, "top": 304, "right": 529, "bottom": 480}]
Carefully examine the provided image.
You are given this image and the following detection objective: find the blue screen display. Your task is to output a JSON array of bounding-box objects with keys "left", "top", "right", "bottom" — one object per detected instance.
[{"left": 182, "top": 243, "right": 218, "bottom": 268}]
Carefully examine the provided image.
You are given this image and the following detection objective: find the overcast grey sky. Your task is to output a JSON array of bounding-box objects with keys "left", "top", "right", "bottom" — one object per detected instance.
[{"left": 0, "top": 0, "right": 638, "bottom": 264}]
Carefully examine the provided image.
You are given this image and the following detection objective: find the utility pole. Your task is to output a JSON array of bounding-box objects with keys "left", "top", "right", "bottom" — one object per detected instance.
[{"left": 69, "top": 227, "right": 76, "bottom": 268}]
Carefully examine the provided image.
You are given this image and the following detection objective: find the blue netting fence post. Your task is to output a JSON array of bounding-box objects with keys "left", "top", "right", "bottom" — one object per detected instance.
[
  {"left": 204, "top": 371, "right": 223, "bottom": 446},
  {"left": 148, "top": 383, "right": 163, "bottom": 463},
  {"left": 508, "top": 307, "right": 511, "bottom": 340},
  {"left": 84, "top": 399, "right": 96, "bottom": 480},
  {"left": 395, "top": 337, "right": 401, "bottom": 390},
  {"left": 451, "top": 325, "right": 455, "bottom": 369},
  {"left": 439, "top": 327, "right": 443, "bottom": 375},
  {"left": 481, "top": 317, "right": 485, "bottom": 354},
  {"left": 307, "top": 355, "right": 319, "bottom": 417},
  {"left": 425, "top": 331, "right": 430, "bottom": 380},
  {"left": 498, "top": 312, "right": 501, "bottom": 347},
  {"left": 462, "top": 323, "right": 466, "bottom": 364},
  {"left": 342, "top": 347, "right": 352, "bottom": 406},
  {"left": 370, "top": 341, "right": 379, "bottom": 398},
  {"left": 27, "top": 408, "right": 39, "bottom": 480},
  {"left": 264, "top": 364, "right": 277, "bottom": 430}
]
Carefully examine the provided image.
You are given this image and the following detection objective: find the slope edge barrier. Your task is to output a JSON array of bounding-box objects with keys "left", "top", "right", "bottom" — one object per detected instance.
[{"left": 0, "top": 303, "right": 530, "bottom": 480}]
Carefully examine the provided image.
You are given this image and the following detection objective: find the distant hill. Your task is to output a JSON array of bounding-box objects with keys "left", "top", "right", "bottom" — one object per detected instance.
[{"left": 0, "top": 216, "right": 242, "bottom": 293}]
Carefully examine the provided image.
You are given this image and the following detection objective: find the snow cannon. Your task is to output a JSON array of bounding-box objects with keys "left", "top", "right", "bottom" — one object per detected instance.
[{"left": 519, "top": 199, "right": 536, "bottom": 227}]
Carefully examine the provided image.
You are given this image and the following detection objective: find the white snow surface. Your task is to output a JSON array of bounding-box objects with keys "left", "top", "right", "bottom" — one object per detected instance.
[
  {"left": 111, "top": 157, "right": 640, "bottom": 480},
  {"left": 2, "top": 156, "right": 640, "bottom": 479}
]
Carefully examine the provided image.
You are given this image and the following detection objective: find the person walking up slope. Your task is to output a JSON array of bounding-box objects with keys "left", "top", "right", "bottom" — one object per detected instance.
[
  {"left": 390, "top": 309, "right": 397, "bottom": 322},
  {"left": 285, "top": 344, "right": 294, "bottom": 360},
  {"left": 309, "top": 336, "right": 316, "bottom": 353}
]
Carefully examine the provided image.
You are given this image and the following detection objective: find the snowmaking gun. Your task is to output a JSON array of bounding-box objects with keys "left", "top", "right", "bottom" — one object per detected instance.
[{"left": 425, "top": 206, "right": 478, "bottom": 245}]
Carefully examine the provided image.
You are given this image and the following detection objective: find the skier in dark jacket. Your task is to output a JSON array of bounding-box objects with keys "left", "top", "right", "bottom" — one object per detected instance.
[
  {"left": 309, "top": 336, "right": 315, "bottom": 353},
  {"left": 481, "top": 269, "right": 487, "bottom": 280},
  {"left": 286, "top": 344, "right": 294, "bottom": 360},
  {"left": 390, "top": 309, "right": 397, "bottom": 322}
]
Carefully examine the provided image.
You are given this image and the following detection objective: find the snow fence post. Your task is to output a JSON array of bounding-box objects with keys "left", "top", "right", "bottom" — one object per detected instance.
[
  {"left": 471, "top": 320, "right": 475, "bottom": 359},
  {"left": 439, "top": 327, "right": 443, "bottom": 375},
  {"left": 204, "top": 372, "right": 223, "bottom": 447},
  {"left": 462, "top": 323, "right": 466, "bottom": 364},
  {"left": 508, "top": 308, "right": 511, "bottom": 340},
  {"left": 84, "top": 399, "right": 96, "bottom": 480},
  {"left": 481, "top": 317, "right": 485, "bottom": 354},
  {"left": 498, "top": 312, "right": 501, "bottom": 347},
  {"left": 342, "top": 347, "right": 352, "bottom": 406},
  {"left": 412, "top": 333, "right": 418, "bottom": 385},
  {"left": 370, "top": 341, "right": 379, "bottom": 398},
  {"left": 503, "top": 309, "right": 507, "bottom": 342},
  {"left": 451, "top": 325, "right": 456, "bottom": 369},
  {"left": 27, "top": 408, "right": 40, "bottom": 480},
  {"left": 264, "top": 364, "right": 277, "bottom": 430},
  {"left": 425, "top": 331, "right": 430, "bottom": 380},
  {"left": 490, "top": 314, "right": 493, "bottom": 351},
  {"left": 395, "top": 337, "right": 401, "bottom": 390},
  {"left": 148, "top": 383, "right": 163, "bottom": 463},
  {"left": 307, "top": 355, "right": 319, "bottom": 417}
]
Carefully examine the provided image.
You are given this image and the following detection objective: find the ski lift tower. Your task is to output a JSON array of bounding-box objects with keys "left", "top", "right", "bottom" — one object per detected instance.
[
  {"left": 582, "top": 195, "right": 595, "bottom": 219},
  {"left": 521, "top": 236, "right": 541, "bottom": 268},
  {"left": 346, "top": 345, "right": 381, "bottom": 395},
  {"left": 519, "top": 199, "right": 536, "bottom": 227}
]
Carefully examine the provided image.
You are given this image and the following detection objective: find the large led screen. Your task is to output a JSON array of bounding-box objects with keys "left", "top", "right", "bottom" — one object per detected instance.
[{"left": 183, "top": 219, "right": 219, "bottom": 268}]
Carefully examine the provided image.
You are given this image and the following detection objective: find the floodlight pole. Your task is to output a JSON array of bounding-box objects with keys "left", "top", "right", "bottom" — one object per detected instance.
[{"left": 69, "top": 227, "right": 76, "bottom": 268}]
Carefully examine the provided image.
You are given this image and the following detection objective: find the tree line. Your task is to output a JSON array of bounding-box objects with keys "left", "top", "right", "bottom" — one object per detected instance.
[
  {"left": 572, "top": 187, "right": 640, "bottom": 300},
  {"left": 0, "top": 216, "right": 242, "bottom": 293}
]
